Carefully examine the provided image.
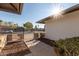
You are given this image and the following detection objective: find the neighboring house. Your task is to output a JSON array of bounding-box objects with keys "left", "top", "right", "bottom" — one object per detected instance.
[
  {"left": 0, "top": 26, "right": 10, "bottom": 32},
  {"left": 0, "top": 22, "right": 17, "bottom": 32},
  {"left": 37, "top": 4, "right": 79, "bottom": 40},
  {"left": 14, "top": 27, "right": 24, "bottom": 32}
]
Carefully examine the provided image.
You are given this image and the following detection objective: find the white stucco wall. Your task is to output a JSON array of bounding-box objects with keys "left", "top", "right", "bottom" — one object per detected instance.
[{"left": 45, "top": 10, "right": 79, "bottom": 40}]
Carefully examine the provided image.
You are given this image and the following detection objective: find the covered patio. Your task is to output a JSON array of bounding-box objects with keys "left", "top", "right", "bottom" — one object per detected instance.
[{"left": 0, "top": 3, "right": 23, "bottom": 14}]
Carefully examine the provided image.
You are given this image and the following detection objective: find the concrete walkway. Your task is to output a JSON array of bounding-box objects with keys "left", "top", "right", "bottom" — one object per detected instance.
[{"left": 25, "top": 40, "right": 57, "bottom": 56}]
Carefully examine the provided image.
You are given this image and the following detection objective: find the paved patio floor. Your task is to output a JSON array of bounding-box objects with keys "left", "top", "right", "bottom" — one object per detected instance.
[{"left": 25, "top": 40, "right": 57, "bottom": 56}]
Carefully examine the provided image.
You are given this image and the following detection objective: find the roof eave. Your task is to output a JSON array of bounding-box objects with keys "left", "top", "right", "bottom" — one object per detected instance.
[{"left": 36, "top": 4, "right": 79, "bottom": 24}]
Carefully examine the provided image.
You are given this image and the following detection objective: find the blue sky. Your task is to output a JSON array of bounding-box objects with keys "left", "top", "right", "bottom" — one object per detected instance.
[{"left": 0, "top": 3, "right": 76, "bottom": 28}]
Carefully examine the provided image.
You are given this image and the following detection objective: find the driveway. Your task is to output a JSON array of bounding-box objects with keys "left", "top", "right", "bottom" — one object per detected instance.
[{"left": 25, "top": 40, "right": 57, "bottom": 56}]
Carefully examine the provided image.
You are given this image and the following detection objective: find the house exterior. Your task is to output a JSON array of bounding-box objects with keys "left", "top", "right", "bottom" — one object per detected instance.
[{"left": 37, "top": 4, "right": 79, "bottom": 40}]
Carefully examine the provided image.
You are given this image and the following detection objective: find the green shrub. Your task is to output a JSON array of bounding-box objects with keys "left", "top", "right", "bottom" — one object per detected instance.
[{"left": 55, "top": 37, "right": 79, "bottom": 56}]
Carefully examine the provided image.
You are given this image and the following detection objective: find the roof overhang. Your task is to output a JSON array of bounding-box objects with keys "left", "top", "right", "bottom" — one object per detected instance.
[
  {"left": 37, "top": 4, "right": 79, "bottom": 24},
  {"left": 0, "top": 3, "right": 23, "bottom": 14}
]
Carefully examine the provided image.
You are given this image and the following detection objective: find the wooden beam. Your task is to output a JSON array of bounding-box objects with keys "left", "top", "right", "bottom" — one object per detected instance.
[{"left": 9, "top": 3, "right": 17, "bottom": 11}]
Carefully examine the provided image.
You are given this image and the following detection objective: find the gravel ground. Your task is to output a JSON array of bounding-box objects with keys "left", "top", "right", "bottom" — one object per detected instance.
[{"left": 0, "top": 41, "right": 31, "bottom": 56}]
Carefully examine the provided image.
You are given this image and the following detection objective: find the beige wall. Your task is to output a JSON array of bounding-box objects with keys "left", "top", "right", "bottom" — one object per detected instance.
[
  {"left": 24, "top": 32, "right": 34, "bottom": 41},
  {"left": 45, "top": 10, "right": 79, "bottom": 40}
]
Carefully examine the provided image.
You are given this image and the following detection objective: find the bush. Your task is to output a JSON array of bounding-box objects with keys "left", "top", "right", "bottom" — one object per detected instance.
[{"left": 55, "top": 37, "right": 79, "bottom": 56}]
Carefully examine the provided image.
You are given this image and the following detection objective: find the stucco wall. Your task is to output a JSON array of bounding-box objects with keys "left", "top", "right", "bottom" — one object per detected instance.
[
  {"left": 45, "top": 10, "right": 79, "bottom": 40},
  {"left": 24, "top": 32, "right": 34, "bottom": 41}
]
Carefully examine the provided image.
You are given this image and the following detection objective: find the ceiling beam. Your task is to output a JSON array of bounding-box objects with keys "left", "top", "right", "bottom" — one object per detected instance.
[{"left": 9, "top": 3, "right": 17, "bottom": 11}]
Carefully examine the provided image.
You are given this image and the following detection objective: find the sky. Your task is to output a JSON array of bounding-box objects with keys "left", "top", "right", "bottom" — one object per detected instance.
[{"left": 0, "top": 3, "right": 77, "bottom": 28}]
